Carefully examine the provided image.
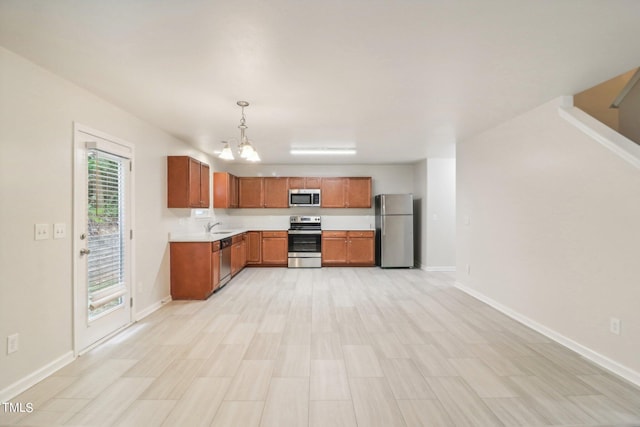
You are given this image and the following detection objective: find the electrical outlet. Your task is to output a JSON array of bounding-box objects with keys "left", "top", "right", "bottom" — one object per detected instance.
[
  {"left": 34, "top": 223, "right": 50, "bottom": 240},
  {"left": 54, "top": 223, "right": 66, "bottom": 239},
  {"left": 610, "top": 317, "right": 621, "bottom": 335},
  {"left": 7, "top": 333, "right": 19, "bottom": 354}
]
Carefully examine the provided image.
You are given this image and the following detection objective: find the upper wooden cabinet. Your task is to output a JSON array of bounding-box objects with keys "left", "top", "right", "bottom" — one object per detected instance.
[
  {"left": 213, "top": 172, "right": 239, "bottom": 208},
  {"left": 215, "top": 173, "right": 371, "bottom": 209},
  {"left": 239, "top": 177, "right": 264, "bottom": 208},
  {"left": 167, "top": 156, "right": 210, "bottom": 208},
  {"left": 264, "top": 177, "right": 289, "bottom": 208},
  {"left": 321, "top": 178, "right": 346, "bottom": 208},
  {"left": 289, "top": 177, "right": 322, "bottom": 189},
  {"left": 320, "top": 177, "right": 371, "bottom": 208},
  {"left": 346, "top": 177, "right": 372, "bottom": 208}
]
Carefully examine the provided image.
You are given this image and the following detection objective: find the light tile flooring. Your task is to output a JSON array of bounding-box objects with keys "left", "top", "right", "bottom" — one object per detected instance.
[{"left": 3, "top": 267, "right": 640, "bottom": 426}]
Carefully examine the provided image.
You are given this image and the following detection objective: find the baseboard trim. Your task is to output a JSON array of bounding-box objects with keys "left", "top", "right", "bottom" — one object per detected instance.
[
  {"left": 424, "top": 266, "right": 457, "bottom": 272},
  {"left": 134, "top": 295, "right": 172, "bottom": 322},
  {"left": 0, "top": 351, "right": 75, "bottom": 403},
  {"left": 454, "top": 281, "right": 640, "bottom": 388}
]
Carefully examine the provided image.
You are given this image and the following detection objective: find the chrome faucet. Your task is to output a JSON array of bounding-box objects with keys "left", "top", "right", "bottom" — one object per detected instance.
[{"left": 206, "top": 221, "right": 221, "bottom": 232}]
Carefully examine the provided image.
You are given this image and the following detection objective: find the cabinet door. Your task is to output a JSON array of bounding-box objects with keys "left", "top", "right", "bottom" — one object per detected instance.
[
  {"left": 246, "top": 231, "right": 262, "bottom": 264},
  {"left": 321, "top": 178, "right": 346, "bottom": 208},
  {"left": 170, "top": 242, "right": 212, "bottom": 299},
  {"left": 347, "top": 234, "right": 375, "bottom": 265},
  {"left": 212, "top": 247, "right": 220, "bottom": 291},
  {"left": 213, "top": 172, "right": 237, "bottom": 209},
  {"left": 346, "top": 177, "right": 371, "bottom": 208},
  {"left": 231, "top": 242, "right": 241, "bottom": 276},
  {"left": 239, "top": 177, "right": 264, "bottom": 208},
  {"left": 261, "top": 234, "right": 288, "bottom": 265},
  {"left": 241, "top": 239, "right": 247, "bottom": 268},
  {"left": 230, "top": 174, "right": 239, "bottom": 208},
  {"left": 305, "top": 177, "right": 322, "bottom": 189},
  {"left": 288, "top": 177, "right": 305, "bottom": 189},
  {"left": 200, "top": 163, "right": 210, "bottom": 208},
  {"left": 264, "top": 177, "right": 289, "bottom": 208},
  {"left": 188, "top": 158, "right": 202, "bottom": 207},
  {"left": 321, "top": 233, "right": 348, "bottom": 265}
]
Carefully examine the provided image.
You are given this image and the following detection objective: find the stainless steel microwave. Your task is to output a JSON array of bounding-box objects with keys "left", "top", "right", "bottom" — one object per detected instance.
[{"left": 289, "top": 189, "right": 321, "bottom": 207}]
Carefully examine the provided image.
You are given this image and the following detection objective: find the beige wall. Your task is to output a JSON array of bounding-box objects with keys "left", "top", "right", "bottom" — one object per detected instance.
[
  {"left": 619, "top": 77, "right": 640, "bottom": 145},
  {"left": 574, "top": 68, "right": 637, "bottom": 131},
  {"left": 0, "top": 47, "right": 207, "bottom": 395},
  {"left": 457, "top": 98, "right": 640, "bottom": 378}
]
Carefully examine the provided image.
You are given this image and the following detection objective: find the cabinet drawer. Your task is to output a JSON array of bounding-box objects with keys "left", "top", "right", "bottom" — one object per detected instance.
[
  {"left": 323, "top": 231, "right": 347, "bottom": 238},
  {"left": 232, "top": 234, "right": 245, "bottom": 244},
  {"left": 348, "top": 231, "right": 374, "bottom": 238},
  {"left": 212, "top": 241, "right": 220, "bottom": 252},
  {"left": 262, "top": 231, "right": 287, "bottom": 238}
]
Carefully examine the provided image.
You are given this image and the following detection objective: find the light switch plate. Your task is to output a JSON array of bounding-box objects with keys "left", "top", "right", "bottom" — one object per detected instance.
[
  {"left": 35, "top": 224, "right": 50, "bottom": 240},
  {"left": 54, "top": 223, "right": 66, "bottom": 239},
  {"left": 7, "top": 334, "right": 18, "bottom": 354}
]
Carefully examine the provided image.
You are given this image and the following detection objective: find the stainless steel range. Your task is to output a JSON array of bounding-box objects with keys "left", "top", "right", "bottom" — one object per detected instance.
[{"left": 288, "top": 215, "right": 322, "bottom": 268}]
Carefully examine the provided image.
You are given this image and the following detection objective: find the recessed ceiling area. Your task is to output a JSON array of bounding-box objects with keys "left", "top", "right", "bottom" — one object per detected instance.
[{"left": 1, "top": 0, "right": 639, "bottom": 164}]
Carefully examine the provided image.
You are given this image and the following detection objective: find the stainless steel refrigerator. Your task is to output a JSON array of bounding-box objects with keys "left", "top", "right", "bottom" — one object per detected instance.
[{"left": 375, "top": 194, "right": 414, "bottom": 268}]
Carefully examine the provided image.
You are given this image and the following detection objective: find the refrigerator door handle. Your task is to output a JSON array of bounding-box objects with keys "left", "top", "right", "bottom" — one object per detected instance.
[{"left": 381, "top": 216, "right": 385, "bottom": 236}]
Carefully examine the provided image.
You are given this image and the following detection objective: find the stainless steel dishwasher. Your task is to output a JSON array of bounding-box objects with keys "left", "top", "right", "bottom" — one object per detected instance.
[{"left": 218, "top": 237, "right": 232, "bottom": 289}]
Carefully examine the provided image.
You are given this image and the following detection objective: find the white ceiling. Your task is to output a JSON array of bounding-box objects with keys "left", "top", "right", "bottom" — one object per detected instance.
[{"left": 1, "top": 1, "right": 639, "bottom": 164}]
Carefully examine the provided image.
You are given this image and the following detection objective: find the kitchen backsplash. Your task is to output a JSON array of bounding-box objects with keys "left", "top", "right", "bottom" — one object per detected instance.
[{"left": 170, "top": 210, "right": 374, "bottom": 235}]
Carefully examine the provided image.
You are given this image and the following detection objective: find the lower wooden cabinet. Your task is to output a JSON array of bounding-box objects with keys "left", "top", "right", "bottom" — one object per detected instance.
[
  {"left": 261, "top": 231, "right": 288, "bottom": 265},
  {"left": 170, "top": 241, "right": 220, "bottom": 300},
  {"left": 246, "top": 231, "right": 262, "bottom": 264},
  {"left": 322, "top": 230, "right": 375, "bottom": 266},
  {"left": 231, "top": 233, "right": 247, "bottom": 276}
]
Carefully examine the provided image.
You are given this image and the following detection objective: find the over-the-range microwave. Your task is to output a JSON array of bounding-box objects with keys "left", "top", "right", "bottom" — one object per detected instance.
[{"left": 289, "top": 189, "right": 321, "bottom": 207}]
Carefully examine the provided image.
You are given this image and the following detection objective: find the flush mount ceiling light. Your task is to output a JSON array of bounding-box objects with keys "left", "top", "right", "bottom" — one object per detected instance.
[
  {"left": 218, "top": 101, "right": 261, "bottom": 162},
  {"left": 290, "top": 148, "right": 357, "bottom": 155}
]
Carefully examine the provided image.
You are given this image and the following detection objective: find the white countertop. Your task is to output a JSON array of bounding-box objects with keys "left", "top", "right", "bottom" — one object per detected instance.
[{"left": 169, "top": 229, "right": 249, "bottom": 242}]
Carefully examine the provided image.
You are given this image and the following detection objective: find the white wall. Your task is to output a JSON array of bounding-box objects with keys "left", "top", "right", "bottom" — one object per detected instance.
[
  {"left": 426, "top": 158, "right": 456, "bottom": 269},
  {"left": 457, "top": 97, "right": 640, "bottom": 380},
  {"left": 0, "top": 47, "right": 207, "bottom": 396}
]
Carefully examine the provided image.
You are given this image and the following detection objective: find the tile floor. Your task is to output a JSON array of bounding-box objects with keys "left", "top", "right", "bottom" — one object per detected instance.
[{"left": 2, "top": 267, "right": 640, "bottom": 426}]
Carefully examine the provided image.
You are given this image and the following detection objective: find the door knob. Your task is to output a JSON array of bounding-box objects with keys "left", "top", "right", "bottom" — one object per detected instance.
[{"left": 80, "top": 248, "right": 91, "bottom": 255}]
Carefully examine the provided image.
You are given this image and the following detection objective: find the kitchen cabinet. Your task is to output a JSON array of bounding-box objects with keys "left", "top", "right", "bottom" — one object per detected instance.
[
  {"left": 321, "top": 231, "right": 348, "bottom": 265},
  {"left": 167, "top": 156, "right": 210, "bottom": 208},
  {"left": 231, "top": 233, "right": 247, "bottom": 276},
  {"left": 239, "top": 177, "right": 264, "bottom": 208},
  {"left": 321, "top": 177, "right": 371, "bottom": 208},
  {"left": 322, "top": 230, "right": 375, "bottom": 266},
  {"left": 261, "top": 231, "right": 288, "bottom": 265},
  {"left": 346, "top": 177, "right": 372, "bottom": 208},
  {"left": 263, "top": 177, "right": 289, "bottom": 208},
  {"left": 289, "top": 177, "right": 322, "bottom": 189},
  {"left": 321, "top": 178, "right": 346, "bottom": 208},
  {"left": 213, "top": 172, "right": 239, "bottom": 208},
  {"left": 246, "top": 231, "right": 262, "bottom": 264},
  {"left": 346, "top": 231, "right": 375, "bottom": 265},
  {"left": 170, "top": 241, "right": 219, "bottom": 299}
]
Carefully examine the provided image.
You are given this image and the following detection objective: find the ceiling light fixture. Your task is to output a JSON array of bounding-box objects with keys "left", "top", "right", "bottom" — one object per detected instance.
[
  {"left": 290, "top": 148, "right": 357, "bottom": 155},
  {"left": 218, "top": 101, "right": 261, "bottom": 162}
]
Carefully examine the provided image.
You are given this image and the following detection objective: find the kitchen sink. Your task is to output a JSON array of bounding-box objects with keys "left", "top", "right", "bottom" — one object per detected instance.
[{"left": 211, "top": 231, "right": 233, "bottom": 235}]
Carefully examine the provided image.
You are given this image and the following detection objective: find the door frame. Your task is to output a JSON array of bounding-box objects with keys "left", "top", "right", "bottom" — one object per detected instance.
[{"left": 72, "top": 122, "right": 136, "bottom": 355}]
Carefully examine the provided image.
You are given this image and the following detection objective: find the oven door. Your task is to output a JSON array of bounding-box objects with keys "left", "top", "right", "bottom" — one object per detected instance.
[{"left": 288, "top": 231, "right": 321, "bottom": 256}]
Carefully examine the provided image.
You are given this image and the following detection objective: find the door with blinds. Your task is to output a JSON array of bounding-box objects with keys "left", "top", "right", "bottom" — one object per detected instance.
[{"left": 74, "top": 125, "right": 133, "bottom": 352}]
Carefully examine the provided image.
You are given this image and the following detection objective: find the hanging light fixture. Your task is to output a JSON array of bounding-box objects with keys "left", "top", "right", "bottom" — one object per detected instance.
[{"left": 218, "top": 101, "right": 261, "bottom": 162}]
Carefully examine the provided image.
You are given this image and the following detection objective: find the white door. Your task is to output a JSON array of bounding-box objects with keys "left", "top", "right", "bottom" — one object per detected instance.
[{"left": 73, "top": 125, "right": 133, "bottom": 353}]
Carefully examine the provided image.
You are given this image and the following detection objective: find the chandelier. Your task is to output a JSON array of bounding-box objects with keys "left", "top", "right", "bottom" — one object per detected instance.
[{"left": 219, "top": 101, "right": 261, "bottom": 162}]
